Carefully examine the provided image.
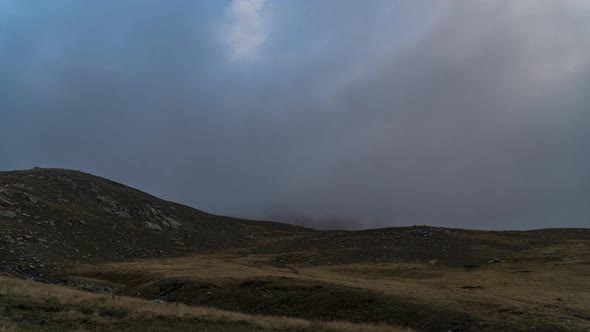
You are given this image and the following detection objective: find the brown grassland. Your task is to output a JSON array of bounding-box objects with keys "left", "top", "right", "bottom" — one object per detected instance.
[
  {"left": 0, "top": 276, "right": 412, "bottom": 332},
  {"left": 66, "top": 234, "right": 590, "bottom": 332}
]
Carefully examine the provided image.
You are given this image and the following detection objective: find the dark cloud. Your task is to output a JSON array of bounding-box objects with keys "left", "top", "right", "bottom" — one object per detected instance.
[{"left": 1, "top": 1, "right": 589, "bottom": 229}]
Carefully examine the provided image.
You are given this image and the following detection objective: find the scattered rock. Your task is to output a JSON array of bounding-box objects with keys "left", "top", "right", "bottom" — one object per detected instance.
[
  {"left": 400, "top": 266, "right": 417, "bottom": 270},
  {"left": 0, "top": 196, "right": 15, "bottom": 206},
  {"left": 23, "top": 193, "right": 38, "bottom": 204},
  {"left": 98, "top": 195, "right": 118, "bottom": 207},
  {"left": 0, "top": 210, "right": 17, "bottom": 218},
  {"left": 144, "top": 222, "right": 163, "bottom": 231},
  {"left": 487, "top": 258, "right": 504, "bottom": 264},
  {"left": 572, "top": 312, "right": 590, "bottom": 320},
  {"left": 428, "top": 259, "right": 438, "bottom": 265}
]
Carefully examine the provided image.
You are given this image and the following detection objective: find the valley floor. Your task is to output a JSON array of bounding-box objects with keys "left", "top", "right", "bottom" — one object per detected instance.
[
  {"left": 64, "top": 233, "right": 590, "bottom": 332},
  {"left": 2, "top": 229, "right": 590, "bottom": 331}
]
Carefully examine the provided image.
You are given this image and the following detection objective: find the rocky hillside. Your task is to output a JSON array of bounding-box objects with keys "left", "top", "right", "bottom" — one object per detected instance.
[
  {"left": 2, "top": 168, "right": 589, "bottom": 278},
  {"left": 0, "top": 168, "right": 308, "bottom": 276},
  {"left": 2, "top": 168, "right": 589, "bottom": 331}
]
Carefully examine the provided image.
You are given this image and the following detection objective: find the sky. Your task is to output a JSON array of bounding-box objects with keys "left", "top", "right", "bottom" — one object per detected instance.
[{"left": 1, "top": 0, "right": 590, "bottom": 230}]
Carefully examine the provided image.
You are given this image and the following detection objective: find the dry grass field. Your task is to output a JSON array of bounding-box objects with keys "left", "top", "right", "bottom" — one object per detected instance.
[
  {"left": 0, "top": 276, "right": 413, "bottom": 332},
  {"left": 67, "top": 233, "right": 590, "bottom": 332}
]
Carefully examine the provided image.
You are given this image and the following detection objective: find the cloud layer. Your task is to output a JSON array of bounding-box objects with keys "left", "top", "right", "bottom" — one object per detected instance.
[{"left": 1, "top": 1, "right": 589, "bottom": 229}]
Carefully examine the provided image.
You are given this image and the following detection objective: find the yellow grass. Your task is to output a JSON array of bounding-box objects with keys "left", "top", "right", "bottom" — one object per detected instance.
[
  {"left": 0, "top": 276, "right": 413, "bottom": 332},
  {"left": 70, "top": 240, "right": 590, "bottom": 330}
]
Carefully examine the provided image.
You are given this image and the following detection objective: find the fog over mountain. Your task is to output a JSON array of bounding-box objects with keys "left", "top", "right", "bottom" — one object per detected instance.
[{"left": 2, "top": 0, "right": 589, "bottom": 229}]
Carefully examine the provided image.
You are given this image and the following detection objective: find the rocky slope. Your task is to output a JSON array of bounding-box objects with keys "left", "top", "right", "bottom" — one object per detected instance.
[
  {"left": 2, "top": 168, "right": 589, "bottom": 277},
  {"left": 0, "top": 168, "right": 308, "bottom": 277}
]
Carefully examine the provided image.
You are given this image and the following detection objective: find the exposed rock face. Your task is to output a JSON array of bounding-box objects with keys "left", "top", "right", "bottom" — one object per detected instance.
[
  {"left": 140, "top": 205, "right": 180, "bottom": 230},
  {"left": 97, "top": 195, "right": 131, "bottom": 218},
  {"left": 144, "top": 221, "right": 163, "bottom": 231}
]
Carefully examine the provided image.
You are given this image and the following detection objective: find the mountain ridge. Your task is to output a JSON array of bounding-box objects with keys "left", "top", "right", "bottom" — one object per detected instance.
[{"left": 0, "top": 167, "right": 310, "bottom": 276}]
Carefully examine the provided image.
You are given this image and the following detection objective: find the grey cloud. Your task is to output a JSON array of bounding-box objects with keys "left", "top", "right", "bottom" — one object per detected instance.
[
  {"left": 248, "top": 1, "right": 590, "bottom": 229},
  {"left": 1, "top": 1, "right": 589, "bottom": 230}
]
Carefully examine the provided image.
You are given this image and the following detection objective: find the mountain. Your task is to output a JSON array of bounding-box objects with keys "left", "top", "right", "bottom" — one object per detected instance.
[{"left": 0, "top": 168, "right": 308, "bottom": 274}]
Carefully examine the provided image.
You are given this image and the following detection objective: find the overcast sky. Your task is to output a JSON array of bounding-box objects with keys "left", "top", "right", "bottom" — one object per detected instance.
[{"left": 1, "top": 0, "right": 589, "bottom": 230}]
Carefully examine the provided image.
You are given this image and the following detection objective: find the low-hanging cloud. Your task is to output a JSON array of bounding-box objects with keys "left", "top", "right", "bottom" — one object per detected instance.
[{"left": 1, "top": 0, "right": 589, "bottom": 230}]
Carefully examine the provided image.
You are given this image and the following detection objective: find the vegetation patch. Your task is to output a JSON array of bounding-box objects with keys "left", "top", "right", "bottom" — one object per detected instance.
[
  {"left": 135, "top": 276, "right": 476, "bottom": 331},
  {"left": 0, "top": 276, "right": 412, "bottom": 332}
]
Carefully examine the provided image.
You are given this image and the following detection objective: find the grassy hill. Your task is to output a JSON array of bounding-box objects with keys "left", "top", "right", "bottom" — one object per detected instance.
[{"left": 1, "top": 168, "right": 589, "bottom": 331}]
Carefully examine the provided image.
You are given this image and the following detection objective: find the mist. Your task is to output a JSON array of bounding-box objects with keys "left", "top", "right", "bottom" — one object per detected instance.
[{"left": 1, "top": 0, "right": 589, "bottom": 229}]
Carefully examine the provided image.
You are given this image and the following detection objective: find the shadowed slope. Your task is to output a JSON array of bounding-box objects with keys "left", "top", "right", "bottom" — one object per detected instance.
[{"left": 0, "top": 168, "right": 309, "bottom": 275}]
